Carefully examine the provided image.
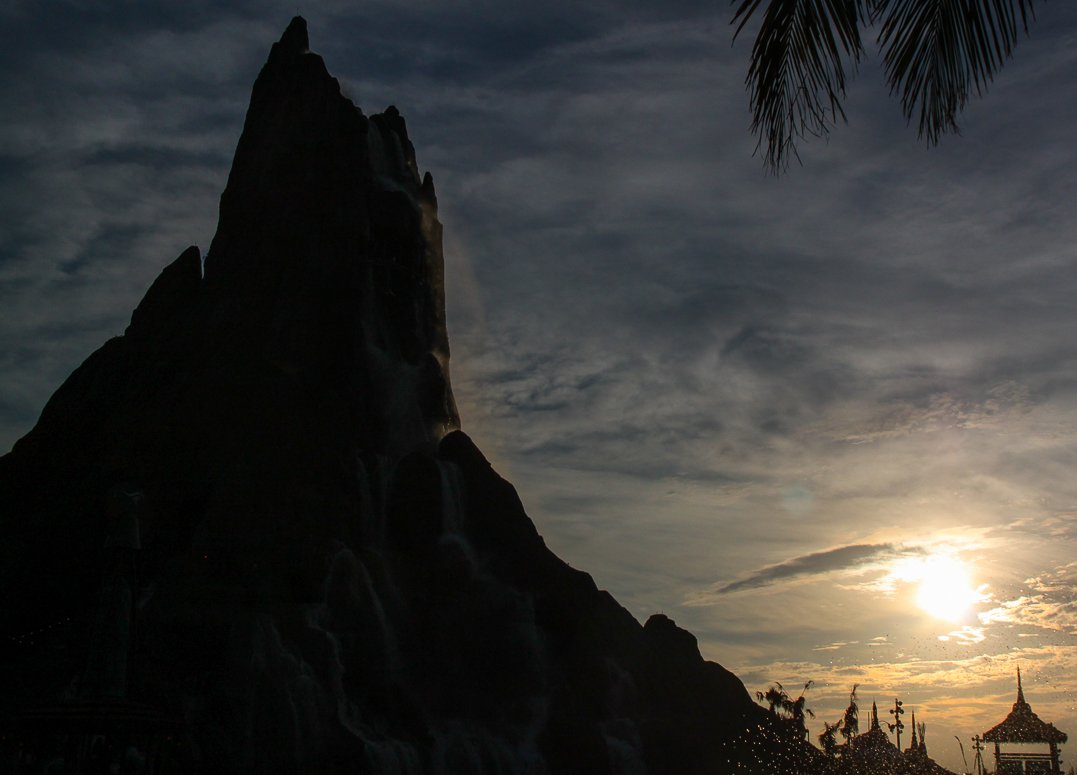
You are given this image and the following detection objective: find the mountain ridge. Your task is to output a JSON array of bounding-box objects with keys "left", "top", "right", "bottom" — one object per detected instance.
[{"left": 0, "top": 17, "right": 818, "bottom": 774}]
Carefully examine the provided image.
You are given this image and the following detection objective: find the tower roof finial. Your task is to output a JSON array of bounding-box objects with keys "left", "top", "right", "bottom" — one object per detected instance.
[{"left": 1017, "top": 665, "right": 1026, "bottom": 705}]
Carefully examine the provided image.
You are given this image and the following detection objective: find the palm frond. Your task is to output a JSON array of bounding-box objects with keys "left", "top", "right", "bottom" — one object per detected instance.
[
  {"left": 732, "top": 0, "right": 869, "bottom": 172},
  {"left": 877, "top": 0, "right": 1039, "bottom": 144}
]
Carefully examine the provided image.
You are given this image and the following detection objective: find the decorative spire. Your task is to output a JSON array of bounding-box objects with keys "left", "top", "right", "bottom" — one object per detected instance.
[
  {"left": 910, "top": 711, "right": 919, "bottom": 750},
  {"left": 985, "top": 666, "right": 1068, "bottom": 746}
]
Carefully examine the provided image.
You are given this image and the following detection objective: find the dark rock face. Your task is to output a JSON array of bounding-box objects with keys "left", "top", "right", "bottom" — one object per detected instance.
[{"left": 0, "top": 18, "right": 819, "bottom": 774}]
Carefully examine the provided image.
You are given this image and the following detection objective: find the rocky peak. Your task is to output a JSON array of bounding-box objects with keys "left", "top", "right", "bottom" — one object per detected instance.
[
  {"left": 0, "top": 18, "right": 820, "bottom": 775},
  {"left": 275, "top": 15, "right": 310, "bottom": 55},
  {"left": 192, "top": 13, "right": 458, "bottom": 452}
]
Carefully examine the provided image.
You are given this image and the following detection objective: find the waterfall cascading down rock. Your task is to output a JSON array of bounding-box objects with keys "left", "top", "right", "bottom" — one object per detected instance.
[{"left": 0, "top": 17, "right": 823, "bottom": 774}]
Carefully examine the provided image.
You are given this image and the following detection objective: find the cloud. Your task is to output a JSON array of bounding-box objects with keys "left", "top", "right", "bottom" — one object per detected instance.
[
  {"left": 937, "top": 626, "right": 986, "bottom": 646},
  {"left": 980, "top": 562, "right": 1077, "bottom": 635},
  {"left": 709, "top": 543, "right": 901, "bottom": 596},
  {"left": 833, "top": 383, "right": 1036, "bottom": 445},
  {"left": 5, "top": 8, "right": 1077, "bottom": 772},
  {"left": 813, "top": 640, "right": 858, "bottom": 652}
]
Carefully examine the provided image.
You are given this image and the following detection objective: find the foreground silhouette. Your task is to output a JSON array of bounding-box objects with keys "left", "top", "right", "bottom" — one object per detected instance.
[
  {"left": 0, "top": 18, "right": 821, "bottom": 774},
  {"left": 732, "top": 0, "right": 1042, "bottom": 171}
]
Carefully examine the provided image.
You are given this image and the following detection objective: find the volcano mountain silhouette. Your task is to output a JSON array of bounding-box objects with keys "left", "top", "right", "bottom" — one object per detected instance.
[{"left": 0, "top": 18, "right": 821, "bottom": 775}]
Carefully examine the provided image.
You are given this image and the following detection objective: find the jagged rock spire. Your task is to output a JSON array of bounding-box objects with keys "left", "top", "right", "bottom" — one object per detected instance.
[
  {"left": 0, "top": 17, "right": 823, "bottom": 775},
  {"left": 276, "top": 15, "right": 309, "bottom": 54},
  {"left": 202, "top": 8, "right": 459, "bottom": 451}
]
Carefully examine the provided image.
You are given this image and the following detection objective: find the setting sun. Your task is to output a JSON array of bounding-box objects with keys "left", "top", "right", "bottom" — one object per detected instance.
[
  {"left": 913, "top": 554, "right": 983, "bottom": 622},
  {"left": 885, "top": 551, "right": 988, "bottom": 622}
]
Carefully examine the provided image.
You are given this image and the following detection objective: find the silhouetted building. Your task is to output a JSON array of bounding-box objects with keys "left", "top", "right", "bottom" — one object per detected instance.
[
  {"left": 983, "top": 668, "right": 1068, "bottom": 775},
  {"left": 901, "top": 712, "right": 951, "bottom": 775},
  {"left": 840, "top": 702, "right": 907, "bottom": 774},
  {"left": 830, "top": 703, "right": 956, "bottom": 775}
]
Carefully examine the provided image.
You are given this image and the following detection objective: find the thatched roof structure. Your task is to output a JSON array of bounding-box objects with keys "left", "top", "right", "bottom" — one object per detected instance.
[{"left": 983, "top": 668, "right": 1067, "bottom": 745}]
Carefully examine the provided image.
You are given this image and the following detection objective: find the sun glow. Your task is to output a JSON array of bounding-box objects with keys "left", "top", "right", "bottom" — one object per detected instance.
[
  {"left": 913, "top": 554, "right": 983, "bottom": 622},
  {"left": 884, "top": 551, "right": 987, "bottom": 622}
]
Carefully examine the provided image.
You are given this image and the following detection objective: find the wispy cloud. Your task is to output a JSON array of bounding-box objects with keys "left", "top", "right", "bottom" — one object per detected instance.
[
  {"left": 937, "top": 626, "right": 986, "bottom": 646},
  {"left": 980, "top": 563, "right": 1077, "bottom": 635},
  {"left": 703, "top": 543, "right": 903, "bottom": 596},
  {"left": 5, "top": 6, "right": 1077, "bottom": 773}
]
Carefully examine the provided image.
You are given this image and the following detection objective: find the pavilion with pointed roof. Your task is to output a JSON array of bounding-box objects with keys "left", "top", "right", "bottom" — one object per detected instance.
[
  {"left": 983, "top": 668, "right": 1067, "bottom": 775},
  {"left": 841, "top": 701, "right": 906, "bottom": 774},
  {"left": 837, "top": 701, "right": 955, "bottom": 775}
]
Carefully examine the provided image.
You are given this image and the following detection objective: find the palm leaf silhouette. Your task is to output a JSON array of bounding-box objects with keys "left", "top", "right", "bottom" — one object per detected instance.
[
  {"left": 877, "top": 0, "right": 1037, "bottom": 143},
  {"left": 733, "top": 0, "right": 1041, "bottom": 172},
  {"left": 732, "top": 0, "right": 870, "bottom": 172}
]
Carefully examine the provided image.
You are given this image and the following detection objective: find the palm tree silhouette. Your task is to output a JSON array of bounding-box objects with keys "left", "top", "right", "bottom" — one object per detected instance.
[
  {"left": 819, "top": 720, "right": 841, "bottom": 757},
  {"left": 840, "top": 683, "right": 860, "bottom": 742},
  {"left": 757, "top": 682, "right": 790, "bottom": 715},
  {"left": 757, "top": 680, "right": 816, "bottom": 740},
  {"left": 731, "top": 0, "right": 1042, "bottom": 172}
]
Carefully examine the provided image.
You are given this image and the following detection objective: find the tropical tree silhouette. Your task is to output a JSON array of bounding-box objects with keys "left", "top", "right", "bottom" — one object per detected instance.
[
  {"left": 818, "top": 684, "right": 860, "bottom": 760},
  {"left": 819, "top": 720, "right": 841, "bottom": 757},
  {"left": 757, "top": 682, "right": 790, "bottom": 715},
  {"left": 731, "top": 0, "right": 1043, "bottom": 172},
  {"left": 839, "top": 683, "right": 860, "bottom": 742},
  {"left": 756, "top": 680, "right": 816, "bottom": 740}
]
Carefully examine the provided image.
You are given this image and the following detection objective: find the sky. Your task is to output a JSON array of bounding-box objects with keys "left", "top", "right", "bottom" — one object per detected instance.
[{"left": 2, "top": 2, "right": 1077, "bottom": 771}]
